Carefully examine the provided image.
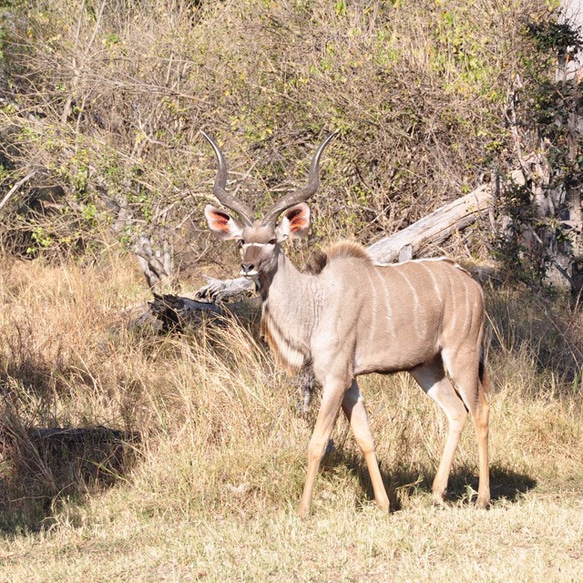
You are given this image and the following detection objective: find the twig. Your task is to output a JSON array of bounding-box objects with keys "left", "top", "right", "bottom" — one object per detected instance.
[
  {"left": 506, "top": 75, "right": 535, "bottom": 183},
  {"left": 0, "top": 170, "right": 37, "bottom": 212}
]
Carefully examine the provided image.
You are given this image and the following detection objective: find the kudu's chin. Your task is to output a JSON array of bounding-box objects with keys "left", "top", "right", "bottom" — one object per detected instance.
[{"left": 240, "top": 269, "right": 262, "bottom": 292}]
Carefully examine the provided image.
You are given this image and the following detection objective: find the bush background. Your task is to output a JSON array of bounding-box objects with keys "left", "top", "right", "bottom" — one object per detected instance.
[{"left": 0, "top": 0, "right": 570, "bottom": 277}]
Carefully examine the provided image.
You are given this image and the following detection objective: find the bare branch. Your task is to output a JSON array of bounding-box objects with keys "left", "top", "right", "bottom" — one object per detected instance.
[{"left": 0, "top": 171, "right": 38, "bottom": 212}]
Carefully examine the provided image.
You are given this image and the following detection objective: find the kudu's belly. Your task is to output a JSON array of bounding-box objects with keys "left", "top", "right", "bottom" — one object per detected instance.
[{"left": 352, "top": 315, "right": 441, "bottom": 376}]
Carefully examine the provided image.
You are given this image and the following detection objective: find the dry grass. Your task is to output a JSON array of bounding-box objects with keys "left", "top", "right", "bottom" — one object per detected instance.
[{"left": 1, "top": 251, "right": 583, "bottom": 581}]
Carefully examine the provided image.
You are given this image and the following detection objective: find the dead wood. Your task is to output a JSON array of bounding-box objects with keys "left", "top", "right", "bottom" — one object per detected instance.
[
  {"left": 366, "top": 185, "right": 492, "bottom": 263},
  {"left": 146, "top": 292, "right": 228, "bottom": 333}
]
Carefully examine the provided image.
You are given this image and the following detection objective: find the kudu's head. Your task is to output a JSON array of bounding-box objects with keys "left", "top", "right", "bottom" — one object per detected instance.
[{"left": 202, "top": 131, "right": 337, "bottom": 279}]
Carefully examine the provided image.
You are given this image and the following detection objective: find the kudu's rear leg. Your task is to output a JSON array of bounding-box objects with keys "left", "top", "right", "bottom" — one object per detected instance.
[
  {"left": 472, "top": 387, "right": 490, "bottom": 508},
  {"left": 411, "top": 353, "right": 490, "bottom": 508},
  {"left": 443, "top": 349, "right": 490, "bottom": 508},
  {"left": 411, "top": 359, "right": 469, "bottom": 506},
  {"left": 341, "top": 380, "right": 390, "bottom": 512}
]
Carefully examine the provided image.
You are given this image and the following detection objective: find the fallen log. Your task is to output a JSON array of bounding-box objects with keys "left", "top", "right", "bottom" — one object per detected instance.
[
  {"left": 146, "top": 292, "right": 228, "bottom": 332},
  {"left": 367, "top": 185, "right": 492, "bottom": 262}
]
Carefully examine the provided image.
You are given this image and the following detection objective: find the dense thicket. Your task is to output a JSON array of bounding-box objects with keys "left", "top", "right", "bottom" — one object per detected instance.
[{"left": 0, "top": 0, "right": 580, "bottom": 287}]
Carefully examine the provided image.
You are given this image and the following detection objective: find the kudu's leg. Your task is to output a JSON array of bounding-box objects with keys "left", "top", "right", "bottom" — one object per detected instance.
[
  {"left": 342, "top": 380, "right": 390, "bottom": 512},
  {"left": 411, "top": 359, "right": 468, "bottom": 506},
  {"left": 473, "top": 378, "right": 490, "bottom": 508},
  {"left": 443, "top": 349, "right": 490, "bottom": 509},
  {"left": 298, "top": 380, "right": 346, "bottom": 518}
]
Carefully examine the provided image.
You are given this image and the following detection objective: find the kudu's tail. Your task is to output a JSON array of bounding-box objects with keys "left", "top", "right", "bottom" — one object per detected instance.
[{"left": 478, "top": 348, "right": 490, "bottom": 393}]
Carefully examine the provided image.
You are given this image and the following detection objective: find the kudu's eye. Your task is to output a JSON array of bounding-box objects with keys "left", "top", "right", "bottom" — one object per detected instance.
[
  {"left": 269, "top": 238, "right": 277, "bottom": 245},
  {"left": 237, "top": 239, "right": 244, "bottom": 248}
]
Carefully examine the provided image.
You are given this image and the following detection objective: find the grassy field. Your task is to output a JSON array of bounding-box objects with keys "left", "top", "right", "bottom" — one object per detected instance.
[{"left": 1, "top": 250, "right": 583, "bottom": 582}]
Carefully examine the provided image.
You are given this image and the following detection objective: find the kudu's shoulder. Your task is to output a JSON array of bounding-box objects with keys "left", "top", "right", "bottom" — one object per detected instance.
[{"left": 304, "top": 241, "right": 371, "bottom": 275}]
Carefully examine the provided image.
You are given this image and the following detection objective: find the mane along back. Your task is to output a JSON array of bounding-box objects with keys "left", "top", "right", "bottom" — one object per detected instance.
[{"left": 305, "top": 241, "right": 371, "bottom": 275}]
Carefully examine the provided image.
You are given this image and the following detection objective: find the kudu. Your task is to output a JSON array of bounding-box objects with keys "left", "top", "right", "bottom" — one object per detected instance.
[{"left": 201, "top": 131, "right": 490, "bottom": 516}]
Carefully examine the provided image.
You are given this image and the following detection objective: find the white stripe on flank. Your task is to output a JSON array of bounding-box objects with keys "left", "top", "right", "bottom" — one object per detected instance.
[
  {"left": 419, "top": 262, "right": 442, "bottom": 304},
  {"left": 398, "top": 267, "right": 422, "bottom": 338},
  {"left": 375, "top": 269, "right": 396, "bottom": 339},
  {"left": 447, "top": 268, "right": 458, "bottom": 332},
  {"left": 364, "top": 270, "right": 379, "bottom": 343},
  {"left": 462, "top": 275, "right": 471, "bottom": 337}
]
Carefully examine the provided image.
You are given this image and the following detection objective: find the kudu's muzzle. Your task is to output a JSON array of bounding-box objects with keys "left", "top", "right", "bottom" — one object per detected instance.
[{"left": 240, "top": 262, "right": 259, "bottom": 277}]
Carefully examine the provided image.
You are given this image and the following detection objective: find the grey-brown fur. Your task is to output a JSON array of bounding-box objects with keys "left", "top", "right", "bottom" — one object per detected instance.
[{"left": 305, "top": 241, "right": 371, "bottom": 275}]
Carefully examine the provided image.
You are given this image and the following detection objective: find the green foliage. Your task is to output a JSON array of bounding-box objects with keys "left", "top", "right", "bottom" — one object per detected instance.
[
  {"left": 27, "top": 225, "right": 53, "bottom": 255},
  {"left": 487, "top": 14, "right": 583, "bottom": 290},
  {"left": 429, "top": 4, "right": 498, "bottom": 96},
  {"left": 526, "top": 19, "right": 583, "bottom": 55},
  {"left": 492, "top": 183, "right": 551, "bottom": 287},
  {"left": 0, "top": 0, "right": 577, "bottom": 279}
]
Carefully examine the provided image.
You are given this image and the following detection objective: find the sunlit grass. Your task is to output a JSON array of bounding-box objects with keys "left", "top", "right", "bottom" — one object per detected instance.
[{"left": 1, "top": 252, "right": 583, "bottom": 581}]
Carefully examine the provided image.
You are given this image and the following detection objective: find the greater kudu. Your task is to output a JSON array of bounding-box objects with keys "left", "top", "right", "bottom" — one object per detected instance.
[{"left": 202, "top": 131, "right": 490, "bottom": 516}]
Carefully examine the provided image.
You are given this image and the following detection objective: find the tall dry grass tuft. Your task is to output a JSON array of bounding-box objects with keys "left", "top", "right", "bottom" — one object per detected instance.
[
  {"left": 123, "top": 335, "right": 304, "bottom": 518},
  {"left": 0, "top": 250, "right": 145, "bottom": 528},
  {"left": 486, "top": 288, "right": 583, "bottom": 392},
  {"left": 0, "top": 249, "right": 313, "bottom": 526},
  {"left": 483, "top": 287, "right": 583, "bottom": 493}
]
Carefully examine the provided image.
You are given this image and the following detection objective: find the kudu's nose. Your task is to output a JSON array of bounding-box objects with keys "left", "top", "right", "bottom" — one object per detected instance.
[{"left": 241, "top": 263, "right": 256, "bottom": 276}]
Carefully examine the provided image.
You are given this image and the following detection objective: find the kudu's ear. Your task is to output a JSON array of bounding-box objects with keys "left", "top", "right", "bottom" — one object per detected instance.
[
  {"left": 204, "top": 205, "right": 245, "bottom": 240},
  {"left": 277, "top": 203, "right": 311, "bottom": 241}
]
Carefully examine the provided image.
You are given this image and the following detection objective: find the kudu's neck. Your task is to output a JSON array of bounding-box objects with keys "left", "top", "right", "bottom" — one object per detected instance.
[
  {"left": 258, "top": 247, "right": 307, "bottom": 301},
  {"left": 258, "top": 248, "right": 316, "bottom": 371}
]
